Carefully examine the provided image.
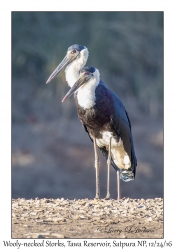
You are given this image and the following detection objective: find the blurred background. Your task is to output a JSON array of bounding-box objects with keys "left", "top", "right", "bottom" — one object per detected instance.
[{"left": 12, "top": 12, "right": 163, "bottom": 199}]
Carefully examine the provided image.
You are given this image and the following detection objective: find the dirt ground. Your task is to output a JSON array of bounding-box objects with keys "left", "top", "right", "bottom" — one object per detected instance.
[{"left": 12, "top": 197, "right": 163, "bottom": 239}]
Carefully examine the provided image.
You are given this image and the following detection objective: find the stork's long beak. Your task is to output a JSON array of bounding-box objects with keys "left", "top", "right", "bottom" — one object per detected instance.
[
  {"left": 46, "top": 55, "right": 70, "bottom": 84},
  {"left": 62, "top": 75, "right": 91, "bottom": 102}
]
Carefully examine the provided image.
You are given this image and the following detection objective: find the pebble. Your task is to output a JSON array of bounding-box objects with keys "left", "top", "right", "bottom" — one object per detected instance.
[
  {"left": 92, "top": 216, "right": 101, "bottom": 221},
  {"left": 79, "top": 215, "right": 86, "bottom": 219},
  {"left": 30, "top": 212, "right": 37, "bottom": 216},
  {"left": 73, "top": 215, "right": 79, "bottom": 220}
]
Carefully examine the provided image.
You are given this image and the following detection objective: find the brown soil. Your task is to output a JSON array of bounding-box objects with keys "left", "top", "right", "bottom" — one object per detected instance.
[{"left": 12, "top": 197, "right": 163, "bottom": 239}]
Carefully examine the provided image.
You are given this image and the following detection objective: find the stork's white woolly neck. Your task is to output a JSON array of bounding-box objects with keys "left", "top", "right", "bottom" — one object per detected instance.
[
  {"left": 77, "top": 69, "right": 100, "bottom": 109},
  {"left": 65, "top": 48, "right": 89, "bottom": 87}
]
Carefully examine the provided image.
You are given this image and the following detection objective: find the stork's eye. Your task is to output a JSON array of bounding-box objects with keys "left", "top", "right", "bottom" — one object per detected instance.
[
  {"left": 71, "top": 49, "right": 77, "bottom": 54},
  {"left": 85, "top": 71, "right": 89, "bottom": 75}
]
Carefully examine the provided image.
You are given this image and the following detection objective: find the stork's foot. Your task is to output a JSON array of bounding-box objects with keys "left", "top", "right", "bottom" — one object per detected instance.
[
  {"left": 105, "top": 193, "right": 110, "bottom": 200},
  {"left": 94, "top": 197, "right": 100, "bottom": 200},
  {"left": 94, "top": 193, "right": 100, "bottom": 200}
]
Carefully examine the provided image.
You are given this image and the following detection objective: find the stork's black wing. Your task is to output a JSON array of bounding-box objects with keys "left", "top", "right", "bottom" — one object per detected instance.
[
  {"left": 110, "top": 88, "right": 137, "bottom": 179},
  {"left": 94, "top": 81, "right": 137, "bottom": 180}
]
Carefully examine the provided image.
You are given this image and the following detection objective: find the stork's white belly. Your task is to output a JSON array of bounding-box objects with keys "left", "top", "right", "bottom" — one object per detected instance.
[{"left": 96, "top": 131, "right": 131, "bottom": 170}]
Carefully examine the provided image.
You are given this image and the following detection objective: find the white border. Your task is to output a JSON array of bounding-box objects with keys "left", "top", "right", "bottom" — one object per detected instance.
[{"left": 0, "top": 0, "right": 175, "bottom": 248}]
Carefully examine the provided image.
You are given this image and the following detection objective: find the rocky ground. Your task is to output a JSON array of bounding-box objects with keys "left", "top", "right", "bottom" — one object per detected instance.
[{"left": 12, "top": 197, "right": 163, "bottom": 239}]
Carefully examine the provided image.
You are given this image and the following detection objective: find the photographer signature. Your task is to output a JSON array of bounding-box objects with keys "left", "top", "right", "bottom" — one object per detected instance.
[{"left": 96, "top": 225, "right": 154, "bottom": 235}]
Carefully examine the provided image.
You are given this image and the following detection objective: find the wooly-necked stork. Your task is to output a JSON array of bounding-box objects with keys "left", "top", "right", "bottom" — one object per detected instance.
[
  {"left": 61, "top": 66, "right": 137, "bottom": 199},
  {"left": 46, "top": 45, "right": 137, "bottom": 199}
]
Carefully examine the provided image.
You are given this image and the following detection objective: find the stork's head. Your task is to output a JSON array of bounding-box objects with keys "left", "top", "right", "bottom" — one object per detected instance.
[
  {"left": 46, "top": 44, "right": 88, "bottom": 84},
  {"left": 62, "top": 66, "right": 100, "bottom": 102}
]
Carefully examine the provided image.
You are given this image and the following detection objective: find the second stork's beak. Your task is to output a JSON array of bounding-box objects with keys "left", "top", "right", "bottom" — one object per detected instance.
[
  {"left": 46, "top": 55, "right": 70, "bottom": 84},
  {"left": 62, "top": 74, "right": 91, "bottom": 102}
]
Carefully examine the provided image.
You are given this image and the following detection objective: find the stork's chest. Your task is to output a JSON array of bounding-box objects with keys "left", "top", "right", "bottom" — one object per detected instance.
[
  {"left": 75, "top": 83, "right": 115, "bottom": 135},
  {"left": 76, "top": 96, "right": 114, "bottom": 133}
]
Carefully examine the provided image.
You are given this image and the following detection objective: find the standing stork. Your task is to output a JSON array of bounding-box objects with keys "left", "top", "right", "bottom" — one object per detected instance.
[
  {"left": 46, "top": 45, "right": 137, "bottom": 199},
  {"left": 62, "top": 66, "right": 137, "bottom": 200}
]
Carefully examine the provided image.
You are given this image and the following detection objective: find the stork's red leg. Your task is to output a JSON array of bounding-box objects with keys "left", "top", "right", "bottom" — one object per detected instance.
[
  {"left": 117, "top": 170, "right": 121, "bottom": 200},
  {"left": 93, "top": 138, "right": 100, "bottom": 199},
  {"left": 106, "top": 136, "right": 112, "bottom": 199}
]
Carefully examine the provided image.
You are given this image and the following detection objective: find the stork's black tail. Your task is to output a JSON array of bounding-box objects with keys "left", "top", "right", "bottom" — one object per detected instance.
[
  {"left": 120, "top": 142, "right": 137, "bottom": 182},
  {"left": 112, "top": 162, "right": 135, "bottom": 182},
  {"left": 120, "top": 169, "right": 135, "bottom": 182}
]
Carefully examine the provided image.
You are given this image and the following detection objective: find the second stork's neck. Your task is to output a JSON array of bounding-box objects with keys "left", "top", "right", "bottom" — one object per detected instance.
[
  {"left": 65, "top": 48, "right": 89, "bottom": 87},
  {"left": 77, "top": 69, "right": 100, "bottom": 109}
]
